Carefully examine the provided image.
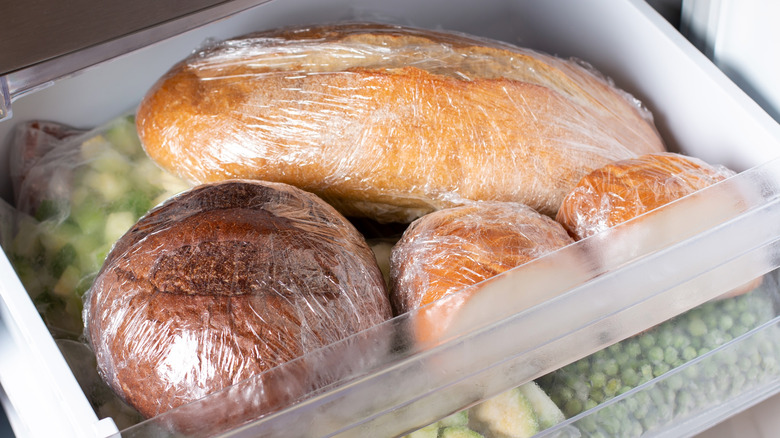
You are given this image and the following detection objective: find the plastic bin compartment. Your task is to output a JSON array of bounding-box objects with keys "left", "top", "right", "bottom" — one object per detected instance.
[
  {"left": 541, "top": 291, "right": 780, "bottom": 438},
  {"left": 109, "top": 157, "right": 780, "bottom": 438},
  {"left": 2, "top": 0, "right": 780, "bottom": 437},
  {"left": 398, "top": 269, "right": 780, "bottom": 438}
]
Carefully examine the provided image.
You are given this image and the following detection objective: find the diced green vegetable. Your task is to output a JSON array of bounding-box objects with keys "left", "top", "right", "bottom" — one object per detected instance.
[
  {"left": 104, "top": 211, "right": 136, "bottom": 243},
  {"left": 104, "top": 116, "right": 142, "bottom": 158},
  {"left": 406, "top": 423, "right": 440, "bottom": 438},
  {"left": 11, "top": 216, "right": 44, "bottom": 259},
  {"left": 34, "top": 199, "right": 66, "bottom": 222},
  {"left": 439, "top": 411, "right": 469, "bottom": 428},
  {"left": 70, "top": 196, "right": 105, "bottom": 235},
  {"left": 53, "top": 265, "right": 81, "bottom": 298},
  {"left": 4, "top": 114, "right": 192, "bottom": 336},
  {"left": 518, "top": 381, "right": 565, "bottom": 430},
  {"left": 404, "top": 380, "right": 564, "bottom": 438},
  {"left": 80, "top": 135, "right": 109, "bottom": 161},
  {"left": 49, "top": 243, "right": 77, "bottom": 279},
  {"left": 468, "top": 387, "right": 539, "bottom": 438},
  {"left": 81, "top": 167, "right": 131, "bottom": 202}
]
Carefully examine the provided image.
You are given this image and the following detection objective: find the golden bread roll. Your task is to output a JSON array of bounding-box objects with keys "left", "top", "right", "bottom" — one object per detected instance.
[
  {"left": 83, "top": 180, "right": 391, "bottom": 418},
  {"left": 137, "top": 22, "right": 665, "bottom": 223},
  {"left": 390, "top": 202, "right": 575, "bottom": 342},
  {"left": 556, "top": 152, "right": 759, "bottom": 298},
  {"left": 556, "top": 152, "right": 736, "bottom": 240}
]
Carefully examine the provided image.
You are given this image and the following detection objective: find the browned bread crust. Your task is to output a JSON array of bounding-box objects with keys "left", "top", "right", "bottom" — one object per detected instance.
[
  {"left": 390, "top": 201, "right": 574, "bottom": 341},
  {"left": 556, "top": 152, "right": 736, "bottom": 240},
  {"left": 84, "top": 180, "right": 391, "bottom": 418},
  {"left": 137, "top": 23, "right": 665, "bottom": 223}
]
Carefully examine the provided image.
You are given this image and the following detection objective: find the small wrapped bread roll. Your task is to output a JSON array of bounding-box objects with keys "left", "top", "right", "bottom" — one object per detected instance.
[
  {"left": 556, "top": 152, "right": 736, "bottom": 240},
  {"left": 557, "top": 152, "right": 757, "bottom": 298},
  {"left": 390, "top": 202, "right": 575, "bottom": 342}
]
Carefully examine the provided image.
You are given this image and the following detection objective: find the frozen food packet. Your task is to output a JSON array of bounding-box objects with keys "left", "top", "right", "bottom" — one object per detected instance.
[
  {"left": 6, "top": 115, "right": 192, "bottom": 337},
  {"left": 9, "top": 120, "right": 86, "bottom": 205},
  {"left": 136, "top": 22, "right": 666, "bottom": 224},
  {"left": 83, "top": 180, "right": 393, "bottom": 421}
]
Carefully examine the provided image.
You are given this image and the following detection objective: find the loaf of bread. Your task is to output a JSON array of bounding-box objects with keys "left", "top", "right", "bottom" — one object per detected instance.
[
  {"left": 556, "top": 152, "right": 736, "bottom": 240},
  {"left": 83, "top": 180, "right": 392, "bottom": 418},
  {"left": 390, "top": 201, "right": 574, "bottom": 341},
  {"left": 137, "top": 22, "right": 665, "bottom": 223}
]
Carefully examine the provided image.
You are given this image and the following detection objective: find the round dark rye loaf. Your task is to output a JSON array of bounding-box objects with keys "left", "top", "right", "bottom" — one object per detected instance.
[
  {"left": 136, "top": 22, "right": 665, "bottom": 223},
  {"left": 83, "top": 180, "right": 392, "bottom": 418}
]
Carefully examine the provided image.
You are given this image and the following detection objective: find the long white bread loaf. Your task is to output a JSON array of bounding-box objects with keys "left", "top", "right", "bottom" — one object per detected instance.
[{"left": 137, "top": 23, "right": 665, "bottom": 222}]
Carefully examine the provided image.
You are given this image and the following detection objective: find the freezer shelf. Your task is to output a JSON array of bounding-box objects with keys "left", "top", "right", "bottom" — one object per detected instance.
[{"left": 2, "top": 0, "right": 780, "bottom": 437}]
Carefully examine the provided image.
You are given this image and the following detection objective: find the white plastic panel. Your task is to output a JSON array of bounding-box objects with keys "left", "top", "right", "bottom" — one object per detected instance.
[{"left": 682, "top": 0, "right": 780, "bottom": 123}]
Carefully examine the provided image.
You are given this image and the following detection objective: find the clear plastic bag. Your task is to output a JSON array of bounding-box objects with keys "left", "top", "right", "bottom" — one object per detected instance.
[{"left": 5, "top": 115, "right": 191, "bottom": 337}]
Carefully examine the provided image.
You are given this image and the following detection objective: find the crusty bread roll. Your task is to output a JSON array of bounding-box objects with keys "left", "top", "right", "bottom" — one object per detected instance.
[
  {"left": 390, "top": 202, "right": 574, "bottom": 341},
  {"left": 556, "top": 152, "right": 736, "bottom": 240},
  {"left": 555, "top": 152, "right": 760, "bottom": 298},
  {"left": 137, "top": 22, "right": 665, "bottom": 223},
  {"left": 83, "top": 180, "right": 391, "bottom": 418}
]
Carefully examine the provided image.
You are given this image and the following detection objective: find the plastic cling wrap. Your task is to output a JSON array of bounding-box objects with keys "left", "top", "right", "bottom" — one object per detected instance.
[
  {"left": 390, "top": 201, "right": 576, "bottom": 343},
  {"left": 83, "top": 180, "right": 393, "bottom": 420},
  {"left": 556, "top": 152, "right": 736, "bottom": 240},
  {"left": 137, "top": 22, "right": 666, "bottom": 223},
  {"left": 4, "top": 115, "right": 192, "bottom": 336}
]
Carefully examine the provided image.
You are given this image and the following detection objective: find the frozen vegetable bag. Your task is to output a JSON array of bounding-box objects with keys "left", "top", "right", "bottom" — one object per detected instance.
[{"left": 5, "top": 115, "right": 191, "bottom": 337}]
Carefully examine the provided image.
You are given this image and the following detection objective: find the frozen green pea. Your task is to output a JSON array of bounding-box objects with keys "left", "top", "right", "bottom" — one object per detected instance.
[
  {"left": 687, "top": 318, "right": 708, "bottom": 337},
  {"left": 648, "top": 346, "right": 664, "bottom": 363}
]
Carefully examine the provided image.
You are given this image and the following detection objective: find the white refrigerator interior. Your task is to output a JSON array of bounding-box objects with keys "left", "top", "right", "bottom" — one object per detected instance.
[
  {"left": 1, "top": 0, "right": 780, "bottom": 437},
  {"left": 681, "top": 1, "right": 780, "bottom": 436}
]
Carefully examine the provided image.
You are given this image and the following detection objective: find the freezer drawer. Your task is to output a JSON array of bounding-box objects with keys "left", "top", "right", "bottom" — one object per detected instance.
[{"left": 2, "top": 0, "right": 780, "bottom": 437}]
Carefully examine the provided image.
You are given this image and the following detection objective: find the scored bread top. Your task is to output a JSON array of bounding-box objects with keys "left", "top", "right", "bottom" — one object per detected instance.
[
  {"left": 84, "top": 180, "right": 391, "bottom": 418},
  {"left": 137, "top": 22, "right": 665, "bottom": 222}
]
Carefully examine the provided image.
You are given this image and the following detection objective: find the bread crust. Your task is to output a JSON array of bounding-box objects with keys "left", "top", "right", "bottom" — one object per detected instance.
[
  {"left": 137, "top": 23, "right": 665, "bottom": 222},
  {"left": 84, "top": 180, "right": 391, "bottom": 418},
  {"left": 556, "top": 152, "right": 736, "bottom": 240},
  {"left": 390, "top": 202, "right": 574, "bottom": 341}
]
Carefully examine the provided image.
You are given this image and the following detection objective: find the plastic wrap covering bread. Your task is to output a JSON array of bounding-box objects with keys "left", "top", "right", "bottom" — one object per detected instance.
[
  {"left": 556, "top": 152, "right": 737, "bottom": 240},
  {"left": 83, "top": 180, "right": 393, "bottom": 419},
  {"left": 390, "top": 201, "right": 575, "bottom": 343},
  {"left": 555, "top": 152, "right": 759, "bottom": 298},
  {"left": 136, "top": 22, "right": 666, "bottom": 223},
  {"left": 4, "top": 115, "right": 191, "bottom": 337}
]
